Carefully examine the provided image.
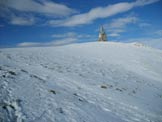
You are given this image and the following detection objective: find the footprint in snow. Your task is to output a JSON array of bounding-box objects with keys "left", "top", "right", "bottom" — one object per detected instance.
[
  {"left": 48, "top": 90, "right": 56, "bottom": 95},
  {"left": 73, "top": 93, "right": 88, "bottom": 102},
  {"left": 0, "top": 99, "right": 26, "bottom": 122}
]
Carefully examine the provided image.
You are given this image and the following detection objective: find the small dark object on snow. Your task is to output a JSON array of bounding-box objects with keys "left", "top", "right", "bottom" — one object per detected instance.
[
  {"left": 73, "top": 93, "right": 78, "bottom": 96},
  {"left": 78, "top": 98, "right": 84, "bottom": 102},
  {"left": 116, "top": 88, "right": 122, "bottom": 92},
  {"left": 49, "top": 90, "right": 56, "bottom": 94},
  {"left": 101, "top": 85, "right": 107, "bottom": 89},
  {"left": 57, "top": 107, "right": 64, "bottom": 113},
  {"left": 2, "top": 106, "right": 7, "bottom": 109},
  {"left": 8, "top": 71, "right": 16, "bottom": 75},
  {"left": 132, "top": 90, "right": 136, "bottom": 94}
]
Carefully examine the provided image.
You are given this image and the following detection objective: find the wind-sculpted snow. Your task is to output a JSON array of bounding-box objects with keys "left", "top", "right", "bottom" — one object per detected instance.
[{"left": 0, "top": 42, "right": 162, "bottom": 122}]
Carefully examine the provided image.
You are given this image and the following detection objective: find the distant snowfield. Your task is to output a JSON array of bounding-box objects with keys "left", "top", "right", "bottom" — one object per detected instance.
[{"left": 0, "top": 42, "right": 162, "bottom": 122}]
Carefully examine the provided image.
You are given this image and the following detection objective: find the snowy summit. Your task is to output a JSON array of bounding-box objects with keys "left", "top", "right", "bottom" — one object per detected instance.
[{"left": 0, "top": 42, "right": 162, "bottom": 122}]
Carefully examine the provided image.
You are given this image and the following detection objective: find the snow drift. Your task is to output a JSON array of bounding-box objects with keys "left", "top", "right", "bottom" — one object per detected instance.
[{"left": 0, "top": 42, "right": 162, "bottom": 122}]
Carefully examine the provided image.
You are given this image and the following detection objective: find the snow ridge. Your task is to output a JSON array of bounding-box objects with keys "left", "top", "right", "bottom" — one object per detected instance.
[{"left": 0, "top": 42, "right": 162, "bottom": 122}]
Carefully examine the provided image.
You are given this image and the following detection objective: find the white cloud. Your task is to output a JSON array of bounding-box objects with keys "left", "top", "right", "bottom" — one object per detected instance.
[
  {"left": 77, "top": 34, "right": 92, "bottom": 38},
  {"left": 17, "top": 37, "right": 77, "bottom": 47},
  {"left": 10, "top": 16, "right": 35, "bottom": 25},
  {"left": 105, "top": 16, "right": 138, "bottom": 37},
  {"left": 155, "top": 30, "right": 162, "bottom": 36},
  {"left": 17, "top": 32, "right": 94, "bottom": 47},
  {"left": 0, "top": 0, "right": 76, "bottom": 17},
  {"left": 109, "top": 16, "right": 138, "bottom": 29},
  {"left": 0, "top": 0, "right": 77, "bottom": 26},
  {"left": 0, "top": 0, "right": 159, "bottom": 26},
  {"left": 109, "top": 33, "right": 120, "bottom": 37},
  {"left": 52, "top": 32, "right": 76, "bottom": 38},
  {"left": 17, "top": 42, "right": 42, "bottom": 47},
  {"left": 49, "top": 0, "right": 159, "bottom": 27},
  {"left": 133, "top": 0, "right": 160, "bottom": 7},
  {"left": 52, "top": 32, "right": 93, "bottom": 39},
  {"left": 108, "top": 29, "right": 125, "bottom": 33},
  {"left": 138, "top": 23, "right": 151, "bottom": 28},
  {"left": 50, "top": 38, "right": 77, "bottom": 46}
]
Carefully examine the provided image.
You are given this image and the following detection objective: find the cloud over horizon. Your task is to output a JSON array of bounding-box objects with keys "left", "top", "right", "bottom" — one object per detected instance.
[
  {"left": 0, "top": 0, "right": 77, "bottom": 25},
  {"left": 0, "top": 0, "right": 159, "bottom": 26},
  {"left": 105, "top": 15, "right": 138, "bottom": 37},
  {"left": 17, "top": 38, "right": 77, "bottom": 47},
  {"left": 10, "top": 16, "right": 35, "bottom": 25},
  {"left": 49, "top": 0, "right": 159, "bottom": 27},
  {"left": 0, "top": 0, "right": 76, "bottom": 17}
]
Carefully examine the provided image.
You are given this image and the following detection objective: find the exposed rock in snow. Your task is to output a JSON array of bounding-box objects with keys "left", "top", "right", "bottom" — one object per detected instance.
[
  {"left": 0, "top": 42, "right": 162, "bottom": 122},
  {"left": 130, "top": 42, "right": 147, "bottom": 47}
]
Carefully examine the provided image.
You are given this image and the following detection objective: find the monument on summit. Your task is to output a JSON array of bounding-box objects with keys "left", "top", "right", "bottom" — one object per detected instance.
[{"left": 98, "top": 26, "right": 107, "bottom": 42}]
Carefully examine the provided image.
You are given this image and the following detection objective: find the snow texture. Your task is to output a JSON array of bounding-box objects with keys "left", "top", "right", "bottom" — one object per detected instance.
[{"left": 0, "top": 42, "right": 162, "bottom": 122}]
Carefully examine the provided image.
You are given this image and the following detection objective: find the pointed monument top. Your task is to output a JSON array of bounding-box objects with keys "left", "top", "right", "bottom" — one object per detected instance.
[
  {"left": 98, "top": 25, "right": 107, "bottom": 42},
  {"left": 100, "top": 26, "right": 105, "bottom": 34}
]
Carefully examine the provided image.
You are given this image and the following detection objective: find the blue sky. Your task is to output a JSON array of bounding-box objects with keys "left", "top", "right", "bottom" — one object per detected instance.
[{"left": 0, "top": 0, "right": 162, "bottom": 48}]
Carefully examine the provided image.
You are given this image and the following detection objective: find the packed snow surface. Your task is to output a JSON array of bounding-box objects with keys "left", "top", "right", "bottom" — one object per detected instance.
[{"left": 0, "top": 42, "right": 162, "bottom": 122}]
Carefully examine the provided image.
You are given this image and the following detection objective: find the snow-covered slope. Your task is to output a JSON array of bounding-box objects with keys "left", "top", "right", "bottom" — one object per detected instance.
[{"left": 0, "top": 42, "right": 162, "bottom": 122}]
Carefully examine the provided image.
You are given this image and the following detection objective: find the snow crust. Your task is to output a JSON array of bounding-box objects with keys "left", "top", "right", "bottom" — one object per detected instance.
[{"left": 0, "top": 42, "right": 162, "bottom": 122}]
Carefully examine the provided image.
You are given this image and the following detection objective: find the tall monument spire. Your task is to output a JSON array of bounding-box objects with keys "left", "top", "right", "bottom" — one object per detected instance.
[
  {"left": 98, "top": 26, "right": 107, "bottom": 42},
  {"left": 100, "top": 26, "right": 104, "bottom": 34}
]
